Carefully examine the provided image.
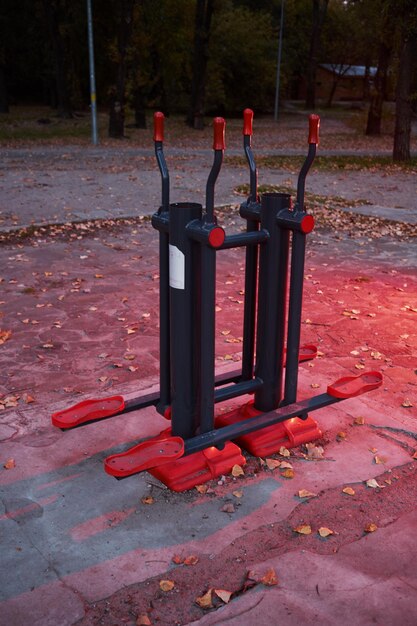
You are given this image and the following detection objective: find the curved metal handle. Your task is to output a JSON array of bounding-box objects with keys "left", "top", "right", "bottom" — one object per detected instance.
[
  {"left": 153, "top": 111, "right": 164, "bottom": 142},
  {"left": 213, "top": 117, "right": 226, "bottom": 150},
  {"left": 308, "top": 114, "right": 320, "bottom": 145},
  {"left": 243, "top": 108, "right": 254, "bottom": 136}
]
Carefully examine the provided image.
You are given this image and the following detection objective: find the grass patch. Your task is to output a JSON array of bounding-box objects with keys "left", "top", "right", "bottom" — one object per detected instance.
[{"left": 226, "top": 154, "right": 417, "bottom": 172}]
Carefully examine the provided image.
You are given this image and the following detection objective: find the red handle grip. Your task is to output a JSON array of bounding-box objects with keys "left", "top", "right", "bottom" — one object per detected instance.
[
  {"left": 153, "top": 111, "right": 164, "bottom": 142},
  {"left": 213, "top": 117, "right": 226, "bottom": 150},
  {"left": 308, "top": 114, "right": 320, "bottom": 145},
  {"left": 243, "top": 108, "right": 253, "bottom": 136}
]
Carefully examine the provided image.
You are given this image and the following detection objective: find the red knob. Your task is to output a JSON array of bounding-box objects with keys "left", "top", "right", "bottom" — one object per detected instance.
[
  {"left": 153, "top": 111, "right": 164, "bottom": 142},
  {"left": 243, "top": 108, "right": 253, "bottom": 136},
  {"left": 213, "top": 117, "right": 226, "bottom": 150},
  {"left": 308, "top": 114, "right": 320, "bottom": 145}
]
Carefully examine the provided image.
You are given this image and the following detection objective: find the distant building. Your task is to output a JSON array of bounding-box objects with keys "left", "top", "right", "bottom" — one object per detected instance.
[{"left": 297, "top": 64, "right": 378, "bottom": 103}]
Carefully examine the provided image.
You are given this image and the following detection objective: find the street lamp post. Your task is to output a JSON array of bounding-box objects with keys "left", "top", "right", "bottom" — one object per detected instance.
[
  {"left": 87, "top": 0, "right": 98, "bottom": 145},
  {"left": 274, "top": 0, "right": 285, "bottom": 122}
]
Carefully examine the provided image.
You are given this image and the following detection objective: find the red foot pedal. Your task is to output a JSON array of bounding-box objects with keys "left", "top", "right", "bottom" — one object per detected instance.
[
  {"left": 298, "top": 343, "right": 317, "bottom": 362},
  {"left": 104, "top": 436, "right": 184, "bottom": 478},
  {"left": 52, "top": 395, "right": 125, "bottom": 429},
  {"left": 327, "top": 371, "right": 382, "bottom": 399},
  {"left": 215, "top": 402, "right": 322, "bottom": 457},
  {"left": 149, "top": 442, "right": 246, "bottom": 492}
]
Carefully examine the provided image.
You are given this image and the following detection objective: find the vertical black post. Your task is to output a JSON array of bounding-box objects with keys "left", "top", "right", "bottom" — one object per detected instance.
[
  {"left": 169, "top": 202, "right": 202, "bottom": 439},
  {"left": 284, "top": 114, "right": 319, "bottom": 405},
  {"left": 199, "top": 117, "right": 225, "bottom": 434},
  {"left": 254, "top": 193, "right": 291, "bottom": 412},
  {"left": 241, "top": 109, "right": 260, "bottom": 381},
  {"left": 153, "top": 112, "right": 171, "bottom": 415}
]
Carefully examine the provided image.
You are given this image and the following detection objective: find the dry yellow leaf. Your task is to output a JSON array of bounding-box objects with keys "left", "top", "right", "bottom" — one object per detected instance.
[
  {"left": 374, "top": 455, "right": 387, "bottom": 465},
  {"left": 305, "top": 443, "right": 324, "bottom": 459},
  {"left": 94, "top": 273, "right": 104, "bottom": 279},
  {"left": 231, "top": 464, "right": 244, "bottom": 477},
  {"left": 298, "top": 489, "right": 317, "bottom": 498},
  {"left": 281, "top": 468, "right": 295, "bottom": 479},
  {"left": 136, "top": 615, "right": 151, "bottom": 626},
  {"left": 337, "top": 431, "right": 347, "bottom": 440},
  {"left": 342, "top": 487, "right": 355, "bottom": 496},
  {"left": 195, "top": 484, "right": 208, "bottom": 494},
  {"left": 184, "top": 555, "right": 199, "bottom": 566},
  {"left": 280, "top": 461, "right": 293, "bottom": 469},
  {"left": 318, "top": 527, "right": 334, "bottom": 538},
  {"left": 260, "top": 567, "right": 278, "bottom": 586},
  {"left": 265, "top": 458, "right": 281, "bottom": 470},
  {"left": 4, "top": 458, "right": 15, "bottom": 469},
  {"left": 279, "top": 447, "right": 290, "bottom": 457},
  {"left": 402, "top": 399, "right": 413, "bottom": 408},
  {"left": 221, "top": 329, "right": 231, "bottom": 336},
  {"left": 141, "top": 496, "right": 154, "bottom": 505},
  {"left": 353, "top": 416, "right": 365, "bottom": 425},
  {"left": 365, "top": 478, "right": 382, "bottom": 489},
  {"left": 214, "top": 589, "right": 232, "bottom": 603},
  {"left": 355, "top": 363, "right": 365, "bottom": 370},
  {"left": 233, "top": 490, "right": 243, "bottom": 498},
  {"left": 23, "top": 393, "right": 35, "bottom": 404},
  {"left": 364, "top": 523, "right": 378, "bottom": 533},
  {"left": 196, "top": 589, "right": 213, "bottom": 609},
  {"left": 294, "top": 524, "right": 312, "bottom": 535},
  {"left": 172, "top": 554, "right": 183, "bottom": 564},
  {"left": 311, "top": 383, "right": 320, "bottom": 389},
  {"left": 159, "top": 579, "right": 174, "bottom": 592},
  {"left": 412, "top": 451, "right": 417, "bottom": 460}
]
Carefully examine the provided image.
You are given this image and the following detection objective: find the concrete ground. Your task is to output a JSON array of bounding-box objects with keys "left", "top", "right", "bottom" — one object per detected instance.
[{"left": 0, "top": 127, "right": 416, "bottom": 625}]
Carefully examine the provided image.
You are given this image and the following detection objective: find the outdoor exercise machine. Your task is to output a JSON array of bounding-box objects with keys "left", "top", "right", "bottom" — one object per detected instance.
[{"left": 52, "top": 110, "right": 382, "bottom": 491}]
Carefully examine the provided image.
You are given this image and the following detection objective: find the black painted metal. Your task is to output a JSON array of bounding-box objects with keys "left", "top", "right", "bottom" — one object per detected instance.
[
  {"left": 169, "top": 202, "right": 202, "bottom": 439},
  {"left": 184, "top": 392, "right": 341, "bottom": 455},
  {"left": 254, "top": 192, "right": 291, "bottom": 412}
]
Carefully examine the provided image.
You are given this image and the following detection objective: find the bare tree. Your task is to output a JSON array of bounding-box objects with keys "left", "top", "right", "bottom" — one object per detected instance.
[{"left": 305, "top": 0, "right": 329, "bottom": 109}]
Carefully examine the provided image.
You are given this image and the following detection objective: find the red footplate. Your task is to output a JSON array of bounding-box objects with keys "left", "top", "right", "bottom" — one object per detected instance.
[
  {"left": 327, "top": 371, "right": 382, "bottom": 399},
  {"left": 215, "top": 402, "right": 322, "bottom": 457},
  {"left": 105, "top": 435, "right": 184, "bottom": 478},
  {"left": 52, "top": 395, "right": 125, "bottom": 429},
  {"left": 149, "top": 442, "right": 246, "bottom": 492}
]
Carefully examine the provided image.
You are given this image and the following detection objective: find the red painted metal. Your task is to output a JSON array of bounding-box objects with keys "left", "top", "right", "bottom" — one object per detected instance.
[
  {"left": 104, "top": 435, "right": 184, "bottom": 478},
  {"left": 215, "top": 401, "right": 322, "bottom": 456},
  {"left": 243, "top": 108, "right": 253, "bottom": 136},
  {"left": 213, "top": 117, "right": 226, "bottom": 150},
  {"left": 52, "top": 396, "right": 124, "bottom": 429},
  {"left": 149, "top": 441, "right": 245, "bottom": 492},
  {"left": 300, "top": 214, "right": 315, "bottom": 234},
  {"left": 308, "top": 114, "right": 320, "bottom": 145},
  {"left": 327, "top": 371, "right": 383, "bottom": 399},
  {"left": 153, "top": 111, "right": 164, "bottom": 142},
  {"left": 208, "top": 226, "right": 226, "bottom": 248}
]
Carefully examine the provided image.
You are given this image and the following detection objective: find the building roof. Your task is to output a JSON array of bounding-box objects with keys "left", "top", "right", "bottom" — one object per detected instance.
[{"left": 320, "top": 64, "right": 377, "bottom": 77}]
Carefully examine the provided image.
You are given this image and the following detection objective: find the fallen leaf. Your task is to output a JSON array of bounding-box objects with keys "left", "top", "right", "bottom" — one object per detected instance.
[
  {"left": 141, "top": 496, "right": 154, "bottom": 505},
  {"left": 184, "top": 555, "right": 199, "bottom": 566},
  {"left": 294, "top": 524, "right": 312, "bottom": 535},
  {"left": 279, "top": 446, "right": 290, "bottom": 457},
  {"left": 221, "top": 330, "right": 231, "bottom": 336},
  {"left": 337, "top": 431, "right": 347, "bottom": 440},
  {"left": 401, "top": 399, "right": 413, "bottom": 408},
  {"left": 342, "top": 487, "right": 355, "bottom": 496},
  {"left": 412, "top": 451, "right": 417, "bottom": 460},
  {"left": 159, "top": 579, "right": 174, "bottom": 592},
  {"left": 195, "top": 484, "right": 208, "bottom": 494},
  {"left": 214, "top": 589, "right": 232, "bottom": 603},
  {"left": 305, "top": 443, "right": 324, "bottom": 459},
  {"left": 231, "top": 464, "right": 244, "bottom": 477},
  {"left": 318, "top": 526, "right": 334, "bottom": 538},
  {"left": 23, "top": 393, "right": 35, "bottom": 404},
  {"left": 265, "top": 458, "right": 281, "bottom": 470},
  {"left": 172, "top": 555, "right": 183, "bottom": 564},
  {"left": 221, "top": 503, "right": 235, "bottom": 514},
  {"left": 232, "top": 490, "right": 243, "bottom": 498},
  {"left": 196, "top": 589, "right": 213, "bottom": 609},
  {"left": 311, "top": 383, "right": 320, "bottom": 389},
  {"left": 365, "top": 479, "right": 383, "bottom": 489},
  {"left": 374, "top": 455, "right": 387, "bottom": 465},
  {"left": 364, "top": 523, "right": 378, "bottom": 533},
  {"left": 353, "top": 416, "right": 365, "bottom": 425},
  {"left": 94, "top": 274, "right": 104, "bottom": 279},
  {"left": 136, "top": 614, "right": 151, "bottom": 626},
  {"left": 4, "top": 458, "right": 16, "bottom": 469},
  {"left": 355, "top": 363, "right": 365, "bottom": 370},
  {"left": 280, "top": 461, "right": 293, "bottom": 469},
  {"left": 0, "top": 329, "right": 12, "bottom": 344},
  {"left": 281, "top": 468, "right": 295, "bottom": 479},
  {"left": 260, "top": 567, "right": 278, "bottom": 586},
  {"left": 298, "top": 489, "right": 317, "bottom": 498}
]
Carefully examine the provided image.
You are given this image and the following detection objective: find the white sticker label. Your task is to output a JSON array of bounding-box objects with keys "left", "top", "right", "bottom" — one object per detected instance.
[{"left": 169, "top": 244, "right": 185, "bottom": 290}]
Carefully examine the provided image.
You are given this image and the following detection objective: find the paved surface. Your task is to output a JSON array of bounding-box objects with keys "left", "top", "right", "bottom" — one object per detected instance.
[{"left": 0, "top": 143, "right": 416, "bottom": 625}]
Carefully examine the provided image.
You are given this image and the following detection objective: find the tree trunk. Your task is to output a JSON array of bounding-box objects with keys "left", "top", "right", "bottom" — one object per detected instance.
[
  {"left": 393, "top": 34, "right": 415, "bottom": 161},
  {"left": 365, "top": 13, "right": 394, "bottom": 136},
  {"left": 108, "top": 0, "right": 135, "bottom": 138},
  {"left": 0, "top": 64, "right": 8, "bottom": 113},
  {"left": 186, "top": 0, "right": 214, "bottom": 130},
  {"left": 305, "top": 0, "right": 329, "bottom": 109},
  {"left": 42, "top": 0, "right": 73, "bottom": 119}
]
